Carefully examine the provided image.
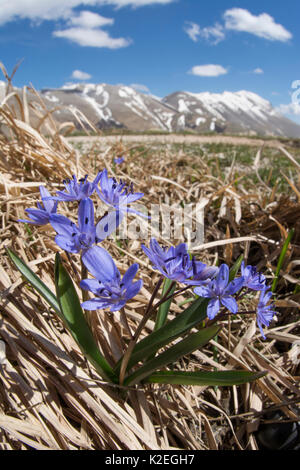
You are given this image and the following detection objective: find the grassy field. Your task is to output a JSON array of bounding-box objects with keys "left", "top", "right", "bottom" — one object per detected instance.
[{"left": 0, "top": 88, "right": 299, "bottom": 450}]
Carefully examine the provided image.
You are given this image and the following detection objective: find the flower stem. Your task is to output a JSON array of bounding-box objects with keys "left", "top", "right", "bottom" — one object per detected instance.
[
  {"left": 81, "top": 256, "right": 88, "bottom": 303},
  {"left": 120, "top": 307, "right": 134, "bottom": 339},
  {"left": 118, "top": 276, "right": 164, "bottom": 385}
]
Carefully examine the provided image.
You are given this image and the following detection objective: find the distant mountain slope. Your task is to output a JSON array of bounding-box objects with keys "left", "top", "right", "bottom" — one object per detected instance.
[
  {"left": 163, "top": 90, "right": 300, "bottom": 137},
  {"left": 41, "top": 83, "right": 178, "bottom": 132},
  {"left": 2, "top": 81, "right": 299, "bottom": 137}
]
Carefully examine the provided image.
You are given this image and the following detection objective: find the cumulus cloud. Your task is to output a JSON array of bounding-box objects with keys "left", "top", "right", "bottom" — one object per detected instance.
[
  {"left": 71, "top": 70, "right": 92, "bottom": 80},
  {"left": 68, "top": 11, "right": 114, "bottom": 28},
  {"left": 53, "top": 11, "right": 131, "bottom": 48},
  {"left": 0, "top": 0, "right": 175, "bottom": 25},
  {"left": 189, "top": 64, "right": 228, "bottom": 77},
  {"left": 253, "top": 68, "right": 264, "bottom": 74},
  {"left": 0, "top": 1, "right": 173, "bottom": 49},
  {"left": 184, "top": 8, "right": 292, "bottom": 46},
  {"left": 224, "top": 8, "right": 292, "bottom": 42},
  {"left": 54, "top": 26, "right": 131, "bottom": 48},
  {"left": 184, "top": 21, "right": 225, "bottom": 45}
]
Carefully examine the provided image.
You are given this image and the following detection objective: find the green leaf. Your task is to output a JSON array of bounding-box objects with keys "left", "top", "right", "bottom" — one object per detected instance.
[
  {"left": 154, "top": 278, "right": 176, "bottom": 331},
  {"left": 114, "top": 296, "right": 209, "bottom": 375},
  {"left": 6, "top": 247, "right": 61, "bottom": 316},
  {"left": 124, "top": 324, "right": 221, "bottom": 386},
  {"left": 229, "top": 254, "right": 243, "bottom": 282},
  {"left": 55, "top": 253, "right": 116, "bottom": 383},
  {"left": 144, "top": 369, "right": 267, "bottom": 386},
  {"left": 272, "top": 229, "right": 295, "bottom": 293}
]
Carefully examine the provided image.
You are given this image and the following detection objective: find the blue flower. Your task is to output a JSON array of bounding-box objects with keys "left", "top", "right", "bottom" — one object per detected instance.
[
  {"left": 184, "top": 259, "right": 219, "bottom": 286},
  {"left": 142, "top": 238, "right": 193, "bottom": 282},
  {"left": 50, "top": 198, "right": 96, "bottom": 253},
  {"left": 257, "top": 286, "right": 277, "bottom": 339},
  {"left": 18, "top": 186, "right": 58, "bottom": 225},
  {"left": 80, "top": 246, "right": 143, "bottom": 312},
  {"left": 114, "top": 156, "right": 125, "bottom": 165},
  {"left": 50, "top": 199, "right": 120, "bottom": 254},
  {"left": 53, "top": 173, "right": 101, "bottom": 202},
  {"left": 96, "top": 169, "right": 145, "bottom": 217},
  {"left": 194, "top": 264, "right": 244, "bottom": 320},
  {"left": 241, "top": 261, "right": 266, "bottom": 291}
]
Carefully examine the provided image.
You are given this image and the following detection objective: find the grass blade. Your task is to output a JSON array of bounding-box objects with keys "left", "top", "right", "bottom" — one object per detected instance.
[
  {"left": 154, "top": 278, "right": 176, "bottom": 331},
  {"left": 144, "top": 370, "right": 267, "bottom": 386},
  {"left": 114, "top": 296, "right": 209, "bottom": 375},
  {"left": 6, "top": 247, "right": 61, "bottom": 316},
  {"left": 229, "top": 254, "right": 243, "bottom": 282},
  {"left": 55, "top": 253, "right": 116, "bottom": 383},
  {"left": 124, "top": 324, "right": 221, "bottom": 386},
  {"left": 271, "top": 228, "right": 295, "bottom": 293}
]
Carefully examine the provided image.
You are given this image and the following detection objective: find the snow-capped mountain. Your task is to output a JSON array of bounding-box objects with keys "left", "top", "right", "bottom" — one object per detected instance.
[
  {"left": 41, "top": 83, "right": 178, "bottom": 132},
  {"left": 3, "top": 81, "right": 300, "bottom": 137},
  {"left": 163, "top": 90, "right": 300, "bottom": 137}
]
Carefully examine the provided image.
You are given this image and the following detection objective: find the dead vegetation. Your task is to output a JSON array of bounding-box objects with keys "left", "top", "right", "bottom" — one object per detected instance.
[{"left": 0, "top": 68, "right": 299, "bottom": 450}]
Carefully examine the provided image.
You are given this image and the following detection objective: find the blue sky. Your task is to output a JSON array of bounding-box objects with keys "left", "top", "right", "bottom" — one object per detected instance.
[{"left": 1, "top": 0, "right": 300, "bottom": 123}]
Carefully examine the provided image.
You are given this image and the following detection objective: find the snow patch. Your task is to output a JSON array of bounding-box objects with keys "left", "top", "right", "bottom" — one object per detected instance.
[
  {"left": 177, "top": 115, "right": 185, "bottom": 128},
  {"left": 196, "top": 117, "right": 206, "bottom": 126},
  {"left": 83, "top": 95, "right": 112, "bottom": 121},
  {"left": 45, "top": 93, "right": 59, "bottom": 103},
  {"left": 178, "top": 99, "right": 190, "bottom": 113},
  {"left": 210, "top": 118, "right": 217, "bottom": 131}
]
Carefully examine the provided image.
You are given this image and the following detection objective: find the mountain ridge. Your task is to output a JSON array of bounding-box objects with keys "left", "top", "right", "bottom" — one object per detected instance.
[{"left": 2, "top": 80, "right": 299, "bottom": 137}]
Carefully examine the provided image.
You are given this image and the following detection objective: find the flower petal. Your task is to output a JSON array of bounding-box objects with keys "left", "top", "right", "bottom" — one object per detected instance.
[
  {"left": 80, "top": 278, "right": 102, "bottom": 294},
  {"left": 122, "top": 263, "right": 139, "bottom": 287},
  {"left": 39, "top": 186, "right": 56, "bottom": 213},
  {"left": 125, "top": 279, "right": 143, "bottom": 300},
  {"left": 225, "top": 276, "right": 244, "bottom": 295},
  {"left": 78, "top": 198, "right": 94, "bottom": 233},
  {"left": 216, "top": 264, "right": 229, "bottom": 293},
  {"left": 193, "top": 285, "right": 211, "bottom": 297},
  {"left": 220, "top": 295, "right": 238, "bottom": 313},
  {"left": 21, "top": 208, "right": 50, "bottom": 225},
  {"left": 207, "top": 298, "right": 220, "bottom": 320},
  {"left": 50, "top": 214, "right": 77, "bottom": 237},
  {"left": 54, "top": 234, "right": 79, "bottom": 253},
  {"left": 81, "top": 246, "right": 118, "bottom": 283},
  {"left": 81, "top": 298, "right": 107, "bottom": 311}
]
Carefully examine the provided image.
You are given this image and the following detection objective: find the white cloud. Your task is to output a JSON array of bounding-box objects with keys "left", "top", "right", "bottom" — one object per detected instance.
[
  {"left": 71, "top": 70, "right": 92, "bottom": 80},
  {"left": 101, "top": 0, "right": 175, "bottom": 5},
  {"left": 253, "top": 68, "right": 264, "bottom": 74},
  {"left": 184, "top": 21, "right": 225, "bottom": 45},
  {"left": 0, "top": 1, "right": 175, "bottom": 25},
  {"left": 200, "top": 23, "right": 225, "bottom": 45},
  {"left": 68, "top": 11, "right": 114, "bottom": 28},
  {"left": 184, "top": 22, "right": 200, "bottom": 42},
  {"left": 224, "top": 8, "right": 292, "bottom": 42},
  {"left": 53, "top": 10, "right": 131, "bottom": 48},
  {"left": 189, "top": 64, "right": 228, "bottom": 77},
  {"left": 0, "top": 1, "right": 173, "bottom": 49},
  {"left": 130, "top": 83, "right": 150, "bottom": 93},
  {"left": 53, "top": 26, "right": 131, "bottom": 48}
]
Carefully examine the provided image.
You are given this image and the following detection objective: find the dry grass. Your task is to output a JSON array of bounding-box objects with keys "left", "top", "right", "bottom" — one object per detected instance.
[{"left": 0, "top": 72, "right": 299, "bottom": 450}]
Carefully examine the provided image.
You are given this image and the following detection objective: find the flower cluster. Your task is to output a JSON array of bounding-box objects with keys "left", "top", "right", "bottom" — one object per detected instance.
[
  {"left": 19, "top": 169, "right": 277, "bottom": 338},
  {"left": 19, "top": 171, "right": 144, "bottom": 311},
  {"left": 142, "top": 239, "right": 277, "bottom": 338}
]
